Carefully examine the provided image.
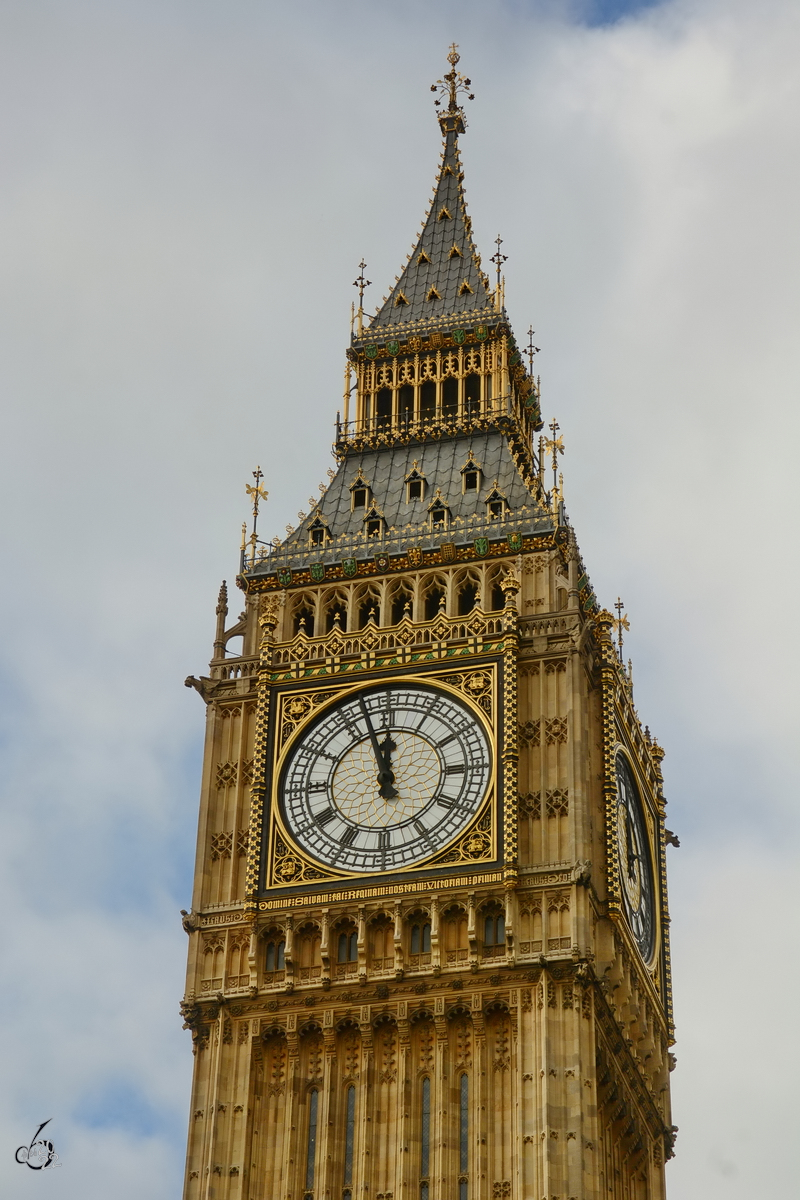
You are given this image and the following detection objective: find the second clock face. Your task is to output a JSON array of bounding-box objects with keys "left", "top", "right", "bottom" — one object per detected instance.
[
  {"left": 280, "top": 683, "right": 492, "bottom": 874},
  {"left": 615, "top": 753, "right": 656, "bottom": 962}
]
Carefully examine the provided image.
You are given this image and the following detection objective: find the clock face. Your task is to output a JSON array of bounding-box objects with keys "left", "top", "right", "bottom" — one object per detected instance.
[
  {"left": 280, "top": 683, "right": 492, "bottom": 875},
  {"left": 615, "top": 753, "right": 655, "bottom": 961}
]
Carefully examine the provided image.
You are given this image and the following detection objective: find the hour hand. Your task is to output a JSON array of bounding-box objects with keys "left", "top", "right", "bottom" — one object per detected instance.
[{"left": 358, "top": 698, "right": 398, "bottom": 799}]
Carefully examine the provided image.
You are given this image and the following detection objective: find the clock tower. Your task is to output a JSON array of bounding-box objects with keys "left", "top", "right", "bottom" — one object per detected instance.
[{"left": 180, "top": 48, "right": 676, "bottom": 1200}]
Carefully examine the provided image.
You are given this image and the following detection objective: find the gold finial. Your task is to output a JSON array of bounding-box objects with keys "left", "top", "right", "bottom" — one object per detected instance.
[
  {"left": 353, "top": 260, "right": 371, "bottom": 335},
  {"left": 245, "top": 466, "right": 268, "bottom": 569},
  {"left": 431, "top": 45, "right": 474, "bottom": 120},
  {"left": 613, "top": 597, "right": 630, "bottom": 660}
]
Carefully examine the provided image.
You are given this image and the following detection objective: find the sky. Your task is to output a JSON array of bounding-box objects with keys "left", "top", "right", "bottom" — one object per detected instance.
[{"left": 0, "top": 0, "right": 798, "bottom": 1196}]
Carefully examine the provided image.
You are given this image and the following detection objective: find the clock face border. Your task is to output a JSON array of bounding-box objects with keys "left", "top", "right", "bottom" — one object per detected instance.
[
  {"left": 613, "top": 747, "right": 657, "bottom": 965},
  {"left": 258, "top": 664, "right": 502, "bottom": 895}
]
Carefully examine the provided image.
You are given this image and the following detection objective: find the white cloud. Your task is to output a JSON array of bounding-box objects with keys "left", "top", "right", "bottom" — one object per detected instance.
[{"left": 0, "top": 0, "right": 797, "bottom": 1194}]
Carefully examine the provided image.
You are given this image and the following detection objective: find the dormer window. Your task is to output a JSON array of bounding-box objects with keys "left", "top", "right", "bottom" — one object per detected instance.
[
  {"left": 405, "top": 461, "right": 426, "bottom": 503},
  {"left": 308, "top": 518, "right": 327, "bottom": 547},
  {"left": 364, "top": 505, "right": 384, "bottom": 538},
  {"left": 350, "top": 473, "right": 371, "bottom": 512},
  {"left": 461, "top": 457, "right": 482, "bottom": 494},
  {"left": 428, "top": 489, "right": 450, "bottom": 530},
  {"left": 486, "top": 488, "right": 507, "bottom": 519}
]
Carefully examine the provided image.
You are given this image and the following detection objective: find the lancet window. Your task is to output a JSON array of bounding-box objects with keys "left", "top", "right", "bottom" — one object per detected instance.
[
  {"left": 342, "top": 1084, "right": 356, "bottom": 1198},
  {"left": 442, "top": 905, "right": 468, "bottom": 966},
  {"left": 419, "top": 1076, "right": 431, "bottom": 1200},
  {"left": 459, "top": 1072, "right": 469, "bottom": 1200},
  {"left": 482, "top": 903, "right": 506, "bottom": 959},
  {"left": 369, "top": 916, "right": 394, "bottom": 973},
  {"left": 305, "top": 1088, "right": 319, "bottom": 1198},
  {"left": 264, "top": 930, "right": 286, "bottom": 980},
  {"left": 406, "top": 909, "right": 431, "bottom": 968}
]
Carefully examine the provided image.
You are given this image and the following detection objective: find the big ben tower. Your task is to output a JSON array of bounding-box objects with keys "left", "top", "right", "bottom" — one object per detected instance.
[{"left": 181, "top": 47, "right": 676, "bottom": 1200}]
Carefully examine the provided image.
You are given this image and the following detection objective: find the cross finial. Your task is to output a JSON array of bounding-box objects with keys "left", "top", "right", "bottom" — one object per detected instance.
[
  {"left": 490, "top": 235, "right": 508, "bottom": 290},
  {"left": 544, "top": 418, "right": 564, "bottom": 492},
  {"left": 526, "top": 326, "right": 541, "bottom": 375},
  {"left": 353, "top": 259, "right": 371, "bottom": 335},
  {"left": 353, "top": 260, "right": 371, "bottom": 307},
  {"left": 613, "top": 597, "right": 630, "bottom": 660}
]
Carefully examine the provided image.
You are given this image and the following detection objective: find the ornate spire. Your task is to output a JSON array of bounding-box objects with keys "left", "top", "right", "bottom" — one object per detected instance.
[{"left": 363, "top": 48, "right": 494, "bottom": 336}]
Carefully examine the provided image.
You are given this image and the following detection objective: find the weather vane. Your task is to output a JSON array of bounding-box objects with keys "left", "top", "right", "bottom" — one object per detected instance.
[
  {"left": 244, "top": 466, "right": 268, "bottom": 567},
  {"left": 614, "top": 597, "right": 630, "bottom": 660},
  {"left": 490, "top": 235, "right": 508, "bottom": 292},
  {"left": 431, "top": 44, "right": 474, "bottom": 114},
  {"left": 544, "top": 418, "right": 564, "bottom": 493},
  {"left": 526, "top": 326, "right": 541, "bottom": 375}
]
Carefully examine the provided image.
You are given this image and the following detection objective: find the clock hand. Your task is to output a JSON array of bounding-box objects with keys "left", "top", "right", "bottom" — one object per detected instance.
[{"left": 358, "top": 698, "right": 398, "bottom": 799}]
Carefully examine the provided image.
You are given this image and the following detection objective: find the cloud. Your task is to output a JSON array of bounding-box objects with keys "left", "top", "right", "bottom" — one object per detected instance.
[{"left": 0, "top": 0, "right": 797, "bottom": 1194}]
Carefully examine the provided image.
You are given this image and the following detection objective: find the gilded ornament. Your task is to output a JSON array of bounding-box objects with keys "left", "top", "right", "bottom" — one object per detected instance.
[{"left": 407, "top": 547, "right": 423, "bottom": 566}]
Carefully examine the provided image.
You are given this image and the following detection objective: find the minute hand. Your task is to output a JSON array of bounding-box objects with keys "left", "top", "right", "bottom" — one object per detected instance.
[{"left": 358, "top": 698, "right": 398, "bottom": 799}]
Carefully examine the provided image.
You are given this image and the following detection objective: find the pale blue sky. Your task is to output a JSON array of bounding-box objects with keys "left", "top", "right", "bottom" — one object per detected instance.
[{"left": 1, "top": 1, "right": 798, "bottom": 1196}]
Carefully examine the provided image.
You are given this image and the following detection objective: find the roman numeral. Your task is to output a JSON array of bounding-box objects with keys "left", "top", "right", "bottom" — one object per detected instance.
[
  {"left": 339, "top": 827, "right": 357, "bottom": 847},
  {"left": 378, "top": 830, "right": 391, "bottom": 850},
  {"left": 436, "top": 797, "right": 454, "bottom": 810},
  {"left": 445, "top": 764, "right": 465, "bottom": 775},
  {"left": 308, "top": 782, "right": 327, "bottom": 792},
  {"left": 315, "top": 807, "right": 336, "bottom": 826},
  {"left": 437, "top": 734, "right": 456, "bottom": 748}
]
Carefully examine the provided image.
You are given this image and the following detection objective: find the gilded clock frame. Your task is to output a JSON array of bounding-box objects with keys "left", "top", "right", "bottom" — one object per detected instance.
[
  {"left": 610, "top": 741, "right": 661, "bottom": 968},
  {"left": 259, "top": 662, "right": 502, "bottom": 895}
]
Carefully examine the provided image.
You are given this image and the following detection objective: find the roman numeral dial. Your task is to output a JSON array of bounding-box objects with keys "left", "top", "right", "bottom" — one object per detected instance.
[
  {"left": 280, "top": 682, "right": 492, "bottom": 875},
  {"left": 615, "top": 753, "right": 656, "bottom": 962}
]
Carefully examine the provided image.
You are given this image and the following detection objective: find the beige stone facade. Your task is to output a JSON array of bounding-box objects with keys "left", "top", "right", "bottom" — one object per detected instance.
[{"left": 181, "top": 556, "right": 674, "bottom": 1199}]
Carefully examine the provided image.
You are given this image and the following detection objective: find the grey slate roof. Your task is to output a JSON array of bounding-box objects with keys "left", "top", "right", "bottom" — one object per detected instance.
[
  {"left": 252, "top": 431, "right": 552, "bottom": 576},
  {"left": 367, "top": 125, "right": 496, "bottom": 331}
]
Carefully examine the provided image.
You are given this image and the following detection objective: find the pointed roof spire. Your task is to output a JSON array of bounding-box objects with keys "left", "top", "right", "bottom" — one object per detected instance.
[{"left": 362, "top": 47, "right": 495, "bottom": 337}]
